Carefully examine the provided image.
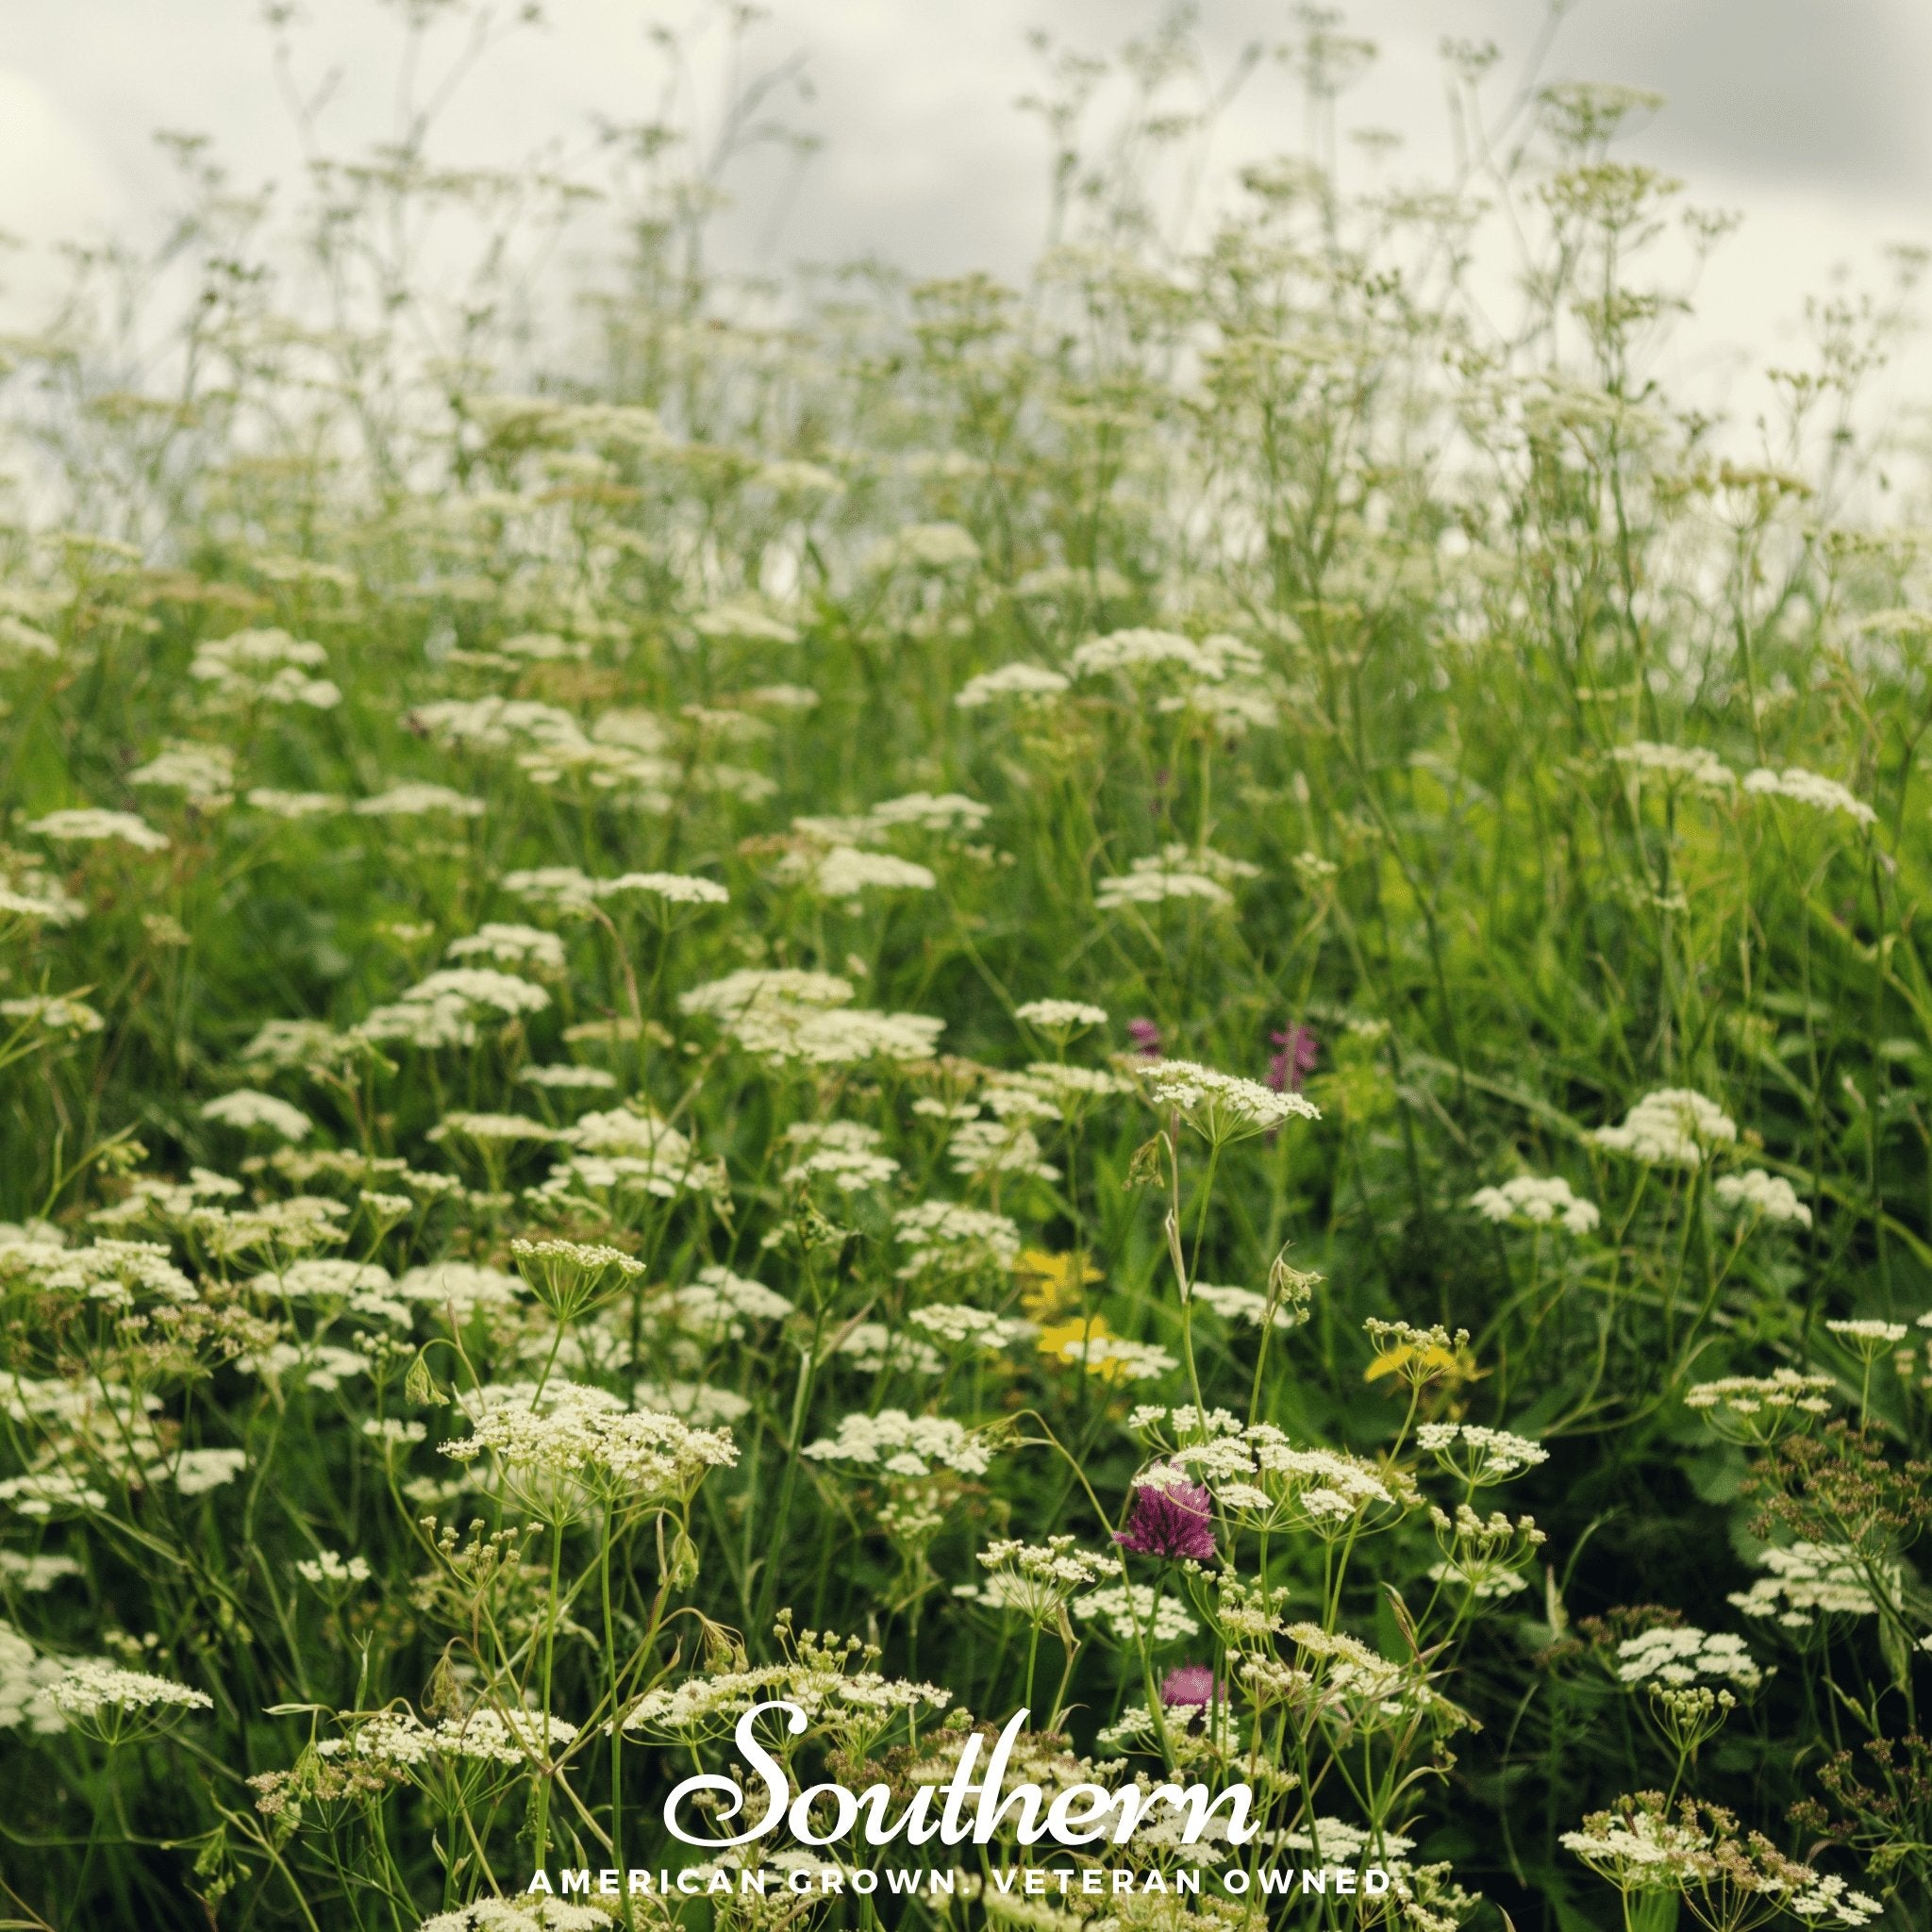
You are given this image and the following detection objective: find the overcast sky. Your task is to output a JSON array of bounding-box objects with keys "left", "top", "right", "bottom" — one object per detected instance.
[{"left": 4, "top": 0, "right": 1930, "bottom": 399}]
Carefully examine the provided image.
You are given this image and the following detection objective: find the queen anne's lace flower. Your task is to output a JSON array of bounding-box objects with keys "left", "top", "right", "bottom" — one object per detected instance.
[
  {"left": 1470, "top": 1175, "right": 1599, "bottom": 1235},
  {"left": 955, "top": 661, "right": 1070, "bottom": 708},
  {"left": 415, "top": 1896, "right": 609, "bottom": 1932},
  {"left": 1415, "top": 1423, "right": 1549, "bottom": 1483},
  {"left": 1614, "top": 1624, "right": 1764, "bottom": 1691},
  {"left": 48, "top": 1660, "right": 213, "bottom": 1736},
  {"left": 352, "top": 783, "right": 485, "bottom": 819},
  {"left": 1071, "top": 628, "right": 1214, "bottom": 677},
  {"left": 1590, "top": 1089, "right": 1736, "bottom": 1169},
  {"left": 1072, "top": 1583, "right": 1200, "bottom": 1643},
  {"left": 1712, "top": 1169, "right": 1811, "bottom": 1227},
  {"left": 894, "top": 1200, "right": 1023, "bottom": 1274},
  {"left": 130, "top": 744, "right": 236, "bottom": 808},
  {"left": 446, "top": 924, "right": 567, "bottom": 974},
  {"left": 1685, "top": 1370, "right": 1834, "bottom": 1440},
  {"left": 906, "top": 1304, "right": 1018, "bottom": 1351},
  {"left": 441, "top": 1384, "right": 737, "bottom": 1514},
  {"left": 1728, "top": 1543, "right": 1892, "bottom": 1630},
  {"left": 27, "top": 808, "right": 169, "bottom": 852},
  {"left": 1149, "top": 1059, "right": 1320, "bottom": 1141},
  {"left": 1015, "top": 998, "right": 1108, "bottom": 1030},
  {"left": 678, "top": 968, "right": 942, "bottom": 1066},
  {"left": 1610, "top": 741, "right": 1734, "bottom": 791},
  {"left": 599, "top": 872, "right": 730, "bottom": 907},
  {"left": 201, "top": 1090, "right": 313, "bottom": 1141},
  {"left": 779, "top": 846, "right": 937, "bottom": 897},
  {"left": 296, "top": 1549, "right": 372, "bottom": 1588},
  {"left": 1825, "top": 1318, "right": 1907, "bottom": 1346},
  {"left": 1741, "top": 765, "right": 1876, "bottom": 826},
  {"left": 803, "top": 1409, "right": 995, "bottom": 1478}
]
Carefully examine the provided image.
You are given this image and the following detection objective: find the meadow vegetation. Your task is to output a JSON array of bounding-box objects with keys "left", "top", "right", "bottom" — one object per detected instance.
[{"left": 1, "top": 7, "right": 1930, "bottom": 1929}]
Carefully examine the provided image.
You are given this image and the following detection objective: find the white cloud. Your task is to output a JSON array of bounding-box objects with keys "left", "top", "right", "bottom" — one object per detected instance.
[
  {"left": 0, "top": 68, "right": 121, "bottom": 318},
  {"left": 0, "top": 0, "right": 1925, "bottom": 393}
]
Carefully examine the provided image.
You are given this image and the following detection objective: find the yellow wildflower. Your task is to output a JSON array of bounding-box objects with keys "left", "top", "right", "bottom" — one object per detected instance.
[{"left": 1014, "top": 1248, "right": 1101, "bottom": 1321}]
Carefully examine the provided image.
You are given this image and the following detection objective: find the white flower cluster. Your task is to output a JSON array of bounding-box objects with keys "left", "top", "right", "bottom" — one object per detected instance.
[
  {"left": 352, "top": 782, "right": 485, "bottom": 820},
  {"left": 502, "top": 865, "right": 724, "bottom": 912},
  {"left": 1610, "top": 741, "right": 1734, "bottom": 792},
  {"left": 1728, "top": 1543, "right": 1892, "bottom": 1630},
  {"left": 1825, "top": 1318, "right": 1907, "bottom": 1347},
  {"left": 27, "top": 808, "right": 169, "bottom": 853},
  {"left": 1014, "top": 997, "right": 1108, "bottom": 1031},
  {"left": 893, "top": 1200, "right": 1023, "bottom": 1275},
  {"left": 416, "top": 1898, "right": 609, "bottom": 1932},
  {"left": 946, "top": 1117, "right": 1059, "bottom": 1184},
  {"left": 1046, "top": 1330, "right": 1177, "bottom": 1381},
  {"left": 831, "top": 1322, "right": 941, "bottom": 1376},
  {"left": 0, "top": 1624, "right": 68, "bottom": 1732},
  {"left": 358, "top": 966, "right": 549, "bottom": 1050},
  {"left": 960, "top": 1537, "right": 1115, "bottom": 1624},
  {"left": 1685, "top": 1370, "right": 1834, "bottom": 1429},
  {"left": 296, "top": 1550, "right": 373, "bottom": 1588},
  {"left": 1613, "top": 1624, "right": 1764, "bottom": 1691},
  {"left": 802, "top": 1409, "right": 996, "bottom": 1478},
  {"left": 131, "top": 743, "right": 237, "bottom": 808},
  {"left": 1191, "top": 1282, "right": 1302, "bottom": 1329},
  {"left": 2, "top": 993, "right": 104, "bottom": 1036},
  {"left": 1741, "top": 765, "right": 1876, "bottom": 826},
  {"left": 1070, "top": 627, "right": 1233, "bottom": 679},
  {"left": 679, "top": 969, "right": 942, "bottom": 1067},
  {"left": 1590, "top": 1088, "right": 1736, "bottom": 1169},
  {"left": 446, "top": 924, "right": 568, "bottom": 974},
  {"left": 666, "top": 1265, "right": 793, "bottom": 1342},
  {"left": 1159, "top": 1419, "right": 1399, "bottom": 1533},
  {"left": 440, "top": 1384, "right": 738, "bottom": 1505},
  {"left": 1148, "top": 1058, "right": 1320, "bottom": 1141},
  {"left": 1712, "top": 1168, "right": 1811, "bottom": 1227},
  {"left": 777, "top": 845, "right": 937, "bottom": 898},
  {"left": 955, "top": 661, "right": 1071, "bottom": 708},
  {"left": 1096, "top": 843, "right": 1259, "bottom": 911},
  {"left": 192, "top": 627, "right": 341, "bottom": 709},
  {"left": 338, "top": 1705, "right": 579, "bottom": 1770},
  {"left": 48, "top": 1659, "right": 214, "bottom": 1720},
  {"left": 907, "top": 1304, "right": 1020, "bottom": 1351},
  {"left": 1071, "top": 1583, "right": 1200, "bottom": 1643},
  {"left": 1415, "top": 1423, "right": 1549, "bottom": 1483},
  {"left": 1469, "top": 1175, "right": 1600, "bottom": 1235},
  {"left": 201, "top": 1090, "right": 313, "bottom": 1141},
  {"left": 781, "top": 1120, "right": 900, "bottom": 1191}
]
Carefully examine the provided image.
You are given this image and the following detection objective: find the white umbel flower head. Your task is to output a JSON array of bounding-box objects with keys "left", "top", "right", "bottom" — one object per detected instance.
[
  {"left": 955, "top": 662, "right": 1070, "bottom": 708},
  {"left": 49, "top": 1660, "right": 213, "bottom": 1744},
  {"left": 1613, "top": 1624, "right": 1764, "bottom": 1691},
  {"left": 1741, "top": 765, "right": 1876, "bottom": 826},
  {"left": 1713, "top": 1169, "right": 1811, "bottom": 1227},
  {"left": 1149, "top": 1059, "right": 1320, "bottom": 1144},
  {"left": 1470, "top": 1175, "right": 1600, "bottom": 1235},
  {"left": 1590, "top": 1089, "right": 1736, "bottom": 1169},
  {"left": 27, "top": 808, "right": 169, "bottom": 853},
  {"left": 803, "top": 1408, "right": 997, "bottom": 1478},
  {"left": 1015, "top": 998, "right": 1108, "bottom": 1034},
  {"left": 201, "top": 1090, "right": 313, "bottom": 1141}
]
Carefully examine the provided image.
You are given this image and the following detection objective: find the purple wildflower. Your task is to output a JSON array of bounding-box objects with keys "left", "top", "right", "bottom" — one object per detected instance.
[
  {"left": 1126, "top": 1017, "right": 1163, "bottom": 1060},
  {"left": 1160, "top": 1664, "right": 1219, "bottom": 1708},
  {"left": 1268, "top": 1024, "right": 1319, "bottom": 1093},
  {"left": 1114, "top": 1469, "right": 1216, "bottom": 1560}
]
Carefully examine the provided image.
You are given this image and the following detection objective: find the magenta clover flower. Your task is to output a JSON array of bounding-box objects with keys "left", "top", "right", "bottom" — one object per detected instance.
[
  {"left": 1114, "top": 1469, "right": 1216, "bottom": 1561},
  {"left": 1268, "top": 1024, "right": 1318, "bottom": 1093},
  {"left": 1160, "top": 1664, "right": 1219, "bottom": 1708}
]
